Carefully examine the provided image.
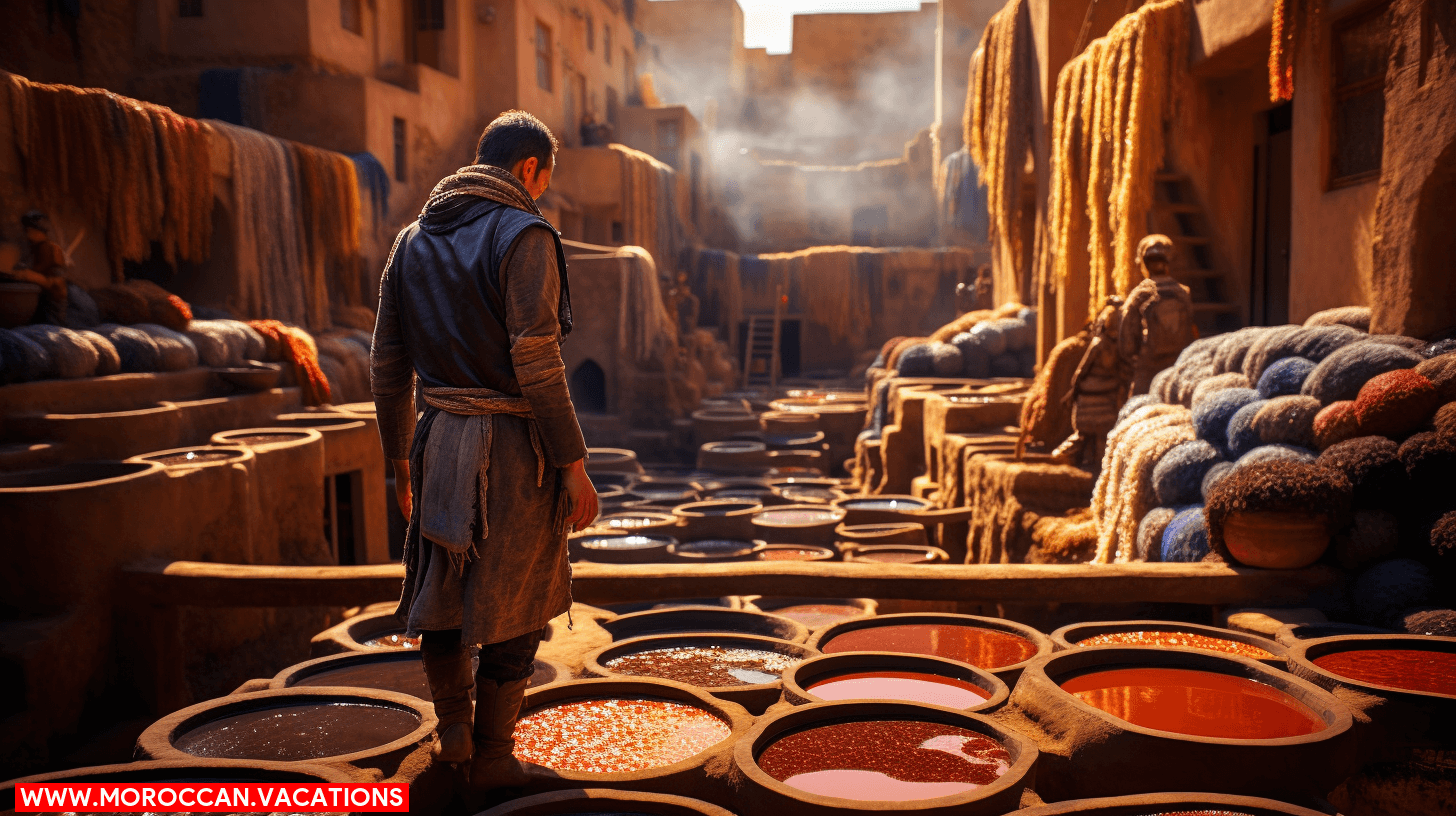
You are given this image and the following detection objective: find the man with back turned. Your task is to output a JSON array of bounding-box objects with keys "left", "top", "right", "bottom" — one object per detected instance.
[{"left": 370, "top": 111, "right": 598, "bottom": 789}]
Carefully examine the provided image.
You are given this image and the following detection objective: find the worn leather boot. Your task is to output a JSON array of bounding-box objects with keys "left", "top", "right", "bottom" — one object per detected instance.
[
  {"left": 468, "top": 677, "right": 532, "bottom": 790},
  {"left": 420, "top": 644, "right": 475, "bottom": 764}
]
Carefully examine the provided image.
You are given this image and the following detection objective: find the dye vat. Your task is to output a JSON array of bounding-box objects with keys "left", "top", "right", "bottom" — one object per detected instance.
[
  {"left": 1310, "top": 648, "right": 1456, "bottom": 696},
  {"left": 1061, "top": 667, "right": 1325, "bottom": 739},
  {"left": 751, "top": 597, "right": 875, "bottom": 628},
  {"left": 844, "top": 545, "right": 949, "bottom": 564},
  {"left": 777, "top": 485, "right": 844, "bottom": 504},
  {"left": 602, "top": 608, "right": 810, "bottom": 644},
  {"left": 291, "top": 655, "right": 432, "bottom": 699},
  {"left": 363, "top": 630, "right": 420, "bottom": 650},
  {"left": 667, "top": 539, "right": 765, "bottom": 562},
  {"left": 839, "top": 497, "right": 928, "bottom": 513},
  {"left": 674, "top": 500, "right": 763, "bottom": 541},
  {"left": 474, "top": 789, "right": 738, "bottom": 816},
  {"left": 758, "top": 545, "right": 836, "bottom": 562},
  {"left": 755, "top": 508, "right": 844, "bottom": 524},
  {"left": 603, "top": 645, "right": 802, "bottom": 688},
  {"left": 821, "top": 622, "right": 1039, "bottom": 670},
  {"left": 752, "top": 505, "right": 848, "bottom": 546},
  {"left": 1076, "top": 632, "right": 1273, "bottom": 660},
  {"left": 594, "top": 511, "right": 678, "bottom": 533},
  {"left": 784, "top": 653, "right": 1008, "bottom": 713},
  {"left": 147, "top": 449, "right": 241, "bottom": 466},
  {"left": 513, "top": 698, "right": 731, "bottom": 773},
  {"left": 1008, "top": 793, "right": 1332, "bottom": 816},
  {"left": 808, "top": 672, "right": 989, "bottom": 709},
  {"left": 570, "top": 533, "right": 675, "bottom": 564},
  {"left": 1051, "top": 621, "right": 1287, "bottom": 666},
  {"left": 172, "top": 701, "right": 423, "bottom": 761}
]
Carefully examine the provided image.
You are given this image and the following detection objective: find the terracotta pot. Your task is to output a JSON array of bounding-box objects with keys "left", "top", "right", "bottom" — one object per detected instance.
[
  {"left": 1050, "top": 620, "right": 1289, "bottom": 668},
  {"left": 477, "top": 789, "right": 737, "bottom": 816},
  {"left": 750, "top": 504, "right": 846, "bottom": 545},
  {"left": 602, "top": 607, "right": 811, "bottom": 644},
  {"left": 1221, "top": 510, "right": 1332, "bottom": 569},
  {"left": 1007, "top": 646, "right": 1356, "bottom": 800},
  {"left": 758, "top": 544, "right": 838, "bottom": 562},
  {"left": 213, "top": 360, "right": 283, "bottom": 391},
  {"left": 585, "top": 447, "right": 644, "bottom": 475},
  {"left": 835, "top": 521, "right": 930, "bottom": 547},
  {"left": 672, "top": 499, "right": 762, "bottom": 541},
  {"left": 782, "top": 651, "right": 1009, "bottom": 713},
  {"left": 585, "top": 633, "right": 819, "bottom": 714},
  {"left": 807, "top": 612, "right": 1053, "bottom": 686},
  {"left": 843, "top": 544, "right": 950, "bottom": 565},
  {"left": 747, "top": 597, "right": 877, "bottom": 629},
  {"left": 569, "top": 531, "right": 676, "bottom": 564},
  {"left": 1010, "top": 793, "right": 1333, "bottom": 816},
  {"left": 733, "top": 700, "right": 1036, "bottom": 816}
]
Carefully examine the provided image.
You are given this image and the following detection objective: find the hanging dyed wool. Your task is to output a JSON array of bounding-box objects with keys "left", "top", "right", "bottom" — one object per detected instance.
[
  {"left": 248, "top": 319, "right": 331, "bottom": 406},
  {"left": 1269, "top": 0, "right": 1314, "bottom": 102},
  {"left": 614, "top": 246, "right": 679, "bottom": 365},
  {"left": 612, "top": 144, "right": 684, "bottom": 280},
  {"left": 966, "top": 0, "right": 1035, "bottom": 282},
  {"left": 1045, "top": 0, "right": 1188, "bottom": 323},
  {"left": 349, "top": 152, "right": 391, "bottom": 228},
  {"left": 292, "top": 142, "right": 362, "bottom": 317}
]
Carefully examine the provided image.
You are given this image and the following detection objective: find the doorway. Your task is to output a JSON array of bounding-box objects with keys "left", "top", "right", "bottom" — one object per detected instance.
[{"left": 1251, "top": 103, "right": 1292, "bottom": 326}]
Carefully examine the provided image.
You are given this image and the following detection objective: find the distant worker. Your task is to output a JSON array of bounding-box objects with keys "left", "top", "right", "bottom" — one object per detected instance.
[
  {"left": 1119, "top": 234, "right": 1195, "bottom": 395},
  {"left": 370, "top": 111, "right": 598, "bottom": 790},
  {"left": 1054, "top": 295, "right": 1126, "bottom": 469},
  {"left": 955, "top": 263, "right": 995, "bottom": 315}
]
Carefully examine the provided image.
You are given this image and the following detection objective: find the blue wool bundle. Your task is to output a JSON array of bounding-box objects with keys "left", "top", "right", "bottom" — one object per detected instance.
[
  {"left": 1421, "top": 338, "right": 1456, "bottom": 359},
  {"left": 1190, "top": 372, "right": 1252, "bottom": 409},
  {"left": 1354, "top": 559, "right": 1436, "bottom": 627},
  {"left": 1137, "top": 506, "right": 1179, "bottom": 561},
  {"left": 135, "top": 323, "right": 199, "bottom": 371},
  {"left": 15, "top": 324, "right": 99, "bottom": 379},
  {"left": 1153, "top": 440, "right": 1225, "bottom": 506},
  {"left": 994, "top": 317, "right": 1033, "bottom": 352},
  {"left": 1161, "top": 506, "right": 1211, "bottom": 562},
  {"left": 1243, "top": 325, "right": 1365, "bottom": 384},
  {"left": 1193, "top": 387, "right": 1259, "bottom": 449},
  {"left": 1201, "top": 461, "right": 1236, "bottom": 502},
  {"left": 929, "top": 342, "right": 963, "bottom": 376},
  {"left": 1226, "top": 399, "right": 1269, "bottom": 457},
  {"left": 1302, "top": 340, "right": 1424, "bottom": 404},
  {"left": 100, "top": 324, "right": 162, "bottom": 373},
  {"left": 1236, "top": 443, "right": 1318, "bottom": 468},
  {"left": 896, "top": 343, "right": 935, "bottom": 376},
  {"left": 1212, "top": 326, "right": 1277, "bottom": 376},
  {"left": 1119, "top": 393, "right": 1160, "bottom": 426},
  {"left": 952, "top": 335, "right": 991, "bottom": 378},
  {"left": 968, "top": 321, "right": 1007, "bottom": 356},
  {"left": 64, "top": 284, "right": 101, "bottom": 329},
  {"left": 0, "top": 328, "right": 50, "bottom": 384},
  {"left": 989, "top": 351, "right": 1022, "bottom": 378},
  {"left": 1257, "top": 357, "right": 1317, "bottom": 398}
]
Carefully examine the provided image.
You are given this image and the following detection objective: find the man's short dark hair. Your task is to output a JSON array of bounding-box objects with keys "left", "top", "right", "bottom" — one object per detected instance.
[{"left": 476, "top": 111, "right": 558, "bottom": 170}]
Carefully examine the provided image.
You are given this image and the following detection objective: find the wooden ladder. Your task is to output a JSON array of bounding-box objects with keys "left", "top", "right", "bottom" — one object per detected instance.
[
  {"left": 1151, "top": 172, "right": 1242, "bottom": 336},
  {"left": 742, "top": 287, "right": 784, "bottom": 390}
]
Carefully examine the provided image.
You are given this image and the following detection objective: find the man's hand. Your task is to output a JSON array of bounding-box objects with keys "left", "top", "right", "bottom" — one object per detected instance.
[
  {"left": 391, "top": 459, "right": 412, "bottom": 519},
  {"left": 562, "top": 459, "right": 599, "bottom": 532}
]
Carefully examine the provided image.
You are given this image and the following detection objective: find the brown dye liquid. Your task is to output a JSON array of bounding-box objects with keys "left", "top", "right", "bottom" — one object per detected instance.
[
  {"left": 1076, "top": 631, "right": 1276, "bottom": 660},
  {"left": 807, "top": 670, "right": 990, "bottom": 708},
  {"left": 772, "top": 604, "right": 867, "bottom": 628},
  {"left": 295, "top": 660, "right": 430, "bottom": 699},
  {"left": 173, "top": 702, "right": 420, "bottom": 760},
  {"left": 229, "top": 433, "right": 306, "bottom": 446},
  {"left": 1061, "top": 667, "right": 1325, "bottom": 739},
  {"left": 757, "top": 720, "right": 1009, "bottom": 801},
  {"left": 513, "top": 698, "right": 729, "bottom": 773},
  {"left": 759, "top": 548, "right": 830, "bottom": 561},
  {"left": 361, "top": 631, "right": 419, "bottom": 649},
  {"left": 1312, "top": 649, "right": 1456, "bottom": 696},
  {"left": 604, "top": 645, "right": 800, "bottom": 686},
  {"left": 153, "top": 451, "right": 235, "bottom": 465},
  {"left": 823, "top": 624, "right": 1038, "bottom": 669}
]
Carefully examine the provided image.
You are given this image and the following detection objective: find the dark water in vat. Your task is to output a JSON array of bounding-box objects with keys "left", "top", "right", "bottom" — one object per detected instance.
[
  {"left": 823, "top": 624, "right": 1038, "bottom": 669},
  {"left": 808, "top": 670, "right": 990, "bottom": 708},
  {"left": 772, "top": 603, "right": 866, "bottom": 628},
  {"left": 758, "top": 720, "right": 1009, "bottom": 801},
  {"left": 296, "top": 660, "right": 430, "bottom": 699},
  {"left": 675, "top": 539, "right": 756, "bottom": 558},
  {"left": 173, "top": 702, "right": 421, "bottom": 760},
  {"left": 757, "top": 508, "right": 840, "bottom": 525},
  {"left": 1060, "top": 667, "right": 1325, "bottom": 739},
  {"left": 229, "top": 433, "right": 307, "bottom": 446},
  {"left": 1312, "top": 648, "right": 1456, "bottom": 695}
]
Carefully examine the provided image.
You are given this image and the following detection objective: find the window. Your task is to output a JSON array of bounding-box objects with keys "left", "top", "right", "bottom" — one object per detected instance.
[
  {"left": 178, "top": 0, "right": 203, "bottom": 17},
  {"left": 415, "top": 0, "right": 445, "bottom": 31},
  {"left": 340, "top": 0, "right": 362, "bottom": 34},
  {"left": 1330, "top": 2, "right": 1392, "bottom": 187},
  {"left": 536, "top": 20, "right": 554, "bottom": 92},
  {"left": 604, "top": 25, "right": 612, "bottom": 63},
  {"left": 393, "top": 117, "right": 407, "bottom": 183},
  {"left": 586, "top": 12, "right": 595, "bottom": 52}
]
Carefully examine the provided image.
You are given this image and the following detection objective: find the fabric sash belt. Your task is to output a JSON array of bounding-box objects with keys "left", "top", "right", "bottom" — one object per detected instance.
[{"left": 419, "top": 386, "right": 546, "bottom": 571}]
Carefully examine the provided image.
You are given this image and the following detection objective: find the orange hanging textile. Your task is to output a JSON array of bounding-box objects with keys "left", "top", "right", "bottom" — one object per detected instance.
[{"left": 248, "top": 319, "right": 332, "bottom": 406}]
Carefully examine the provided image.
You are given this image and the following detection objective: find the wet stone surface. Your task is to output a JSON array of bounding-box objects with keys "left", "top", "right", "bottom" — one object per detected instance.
[
  {"left": 513, "top": 698, "right": 730, "bottom": 773},
  {"left": 604, "top": 645, "right": 801, "bottom": 686},
  {"left": 173, "top": 702, "right": 420, "bottom": 761},
  {"left": 757, "top": 719, "right": 1010, "bottom": 801},
  {"left": 1075, "top": 631, "right": 1275, "bottom": 660},
  {"left": 823, "top": 624, "right": 1038, "bottom": 669},
  {"left": 1061, "top": 667, "right": 1326, "bottom": 739},
  {"left": 1312, "top": 648, "right": 1456, "bottom": 696}
]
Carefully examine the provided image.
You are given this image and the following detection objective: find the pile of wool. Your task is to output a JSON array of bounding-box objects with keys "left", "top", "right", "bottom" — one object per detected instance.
[
  {"left": 134, "top": 324, "right": 199, "bottom": 371},
  {"left": 1312, "top": 401, "right": 1361, "bottom": 450},
  {"left": 1236, "top": 443, "right": 1318, "bottom": 469},
  {"left": 930, "top": 341, "right": 964, "bottom": 376},
  {"left": 75, "top": 330, "right": 121, "bottom": 376},
  {"left": 1302, "top": 340, "right": 1424, "bottom": 404},
  {"left": 317, "top": 332, "right": 371, "bottom": 404},
  {"left": 1250, "top": 395, "right": 1321, "bottom": 449},
  {"left": 1415, "top": 351, "right": 1456, "bottom": 402},
  {"left": 1352, "top": 369, "right": 1440, "bottom": 438},
  {"left": 1242, "top": 324, "right": 1364, "bottom": 385},
  {"left": 1190, "top": 372, "right": 1252, "bottom": 408},
  {"left": 1431, "top": 511, "right": 1456, "bottom": 566},
  {"left": 1152, "top": 439, "right": 1223, "bottom": 506},
  {"left": 1212, "top": 326, "right": 1278, "bottom": 377},
  {"left": 1256, "top": 357, "right": 1316, "bottom": 398},
  {"left": 124, "top": 280, "right": 193, "bottom": 331},
  {"left": 895, "top": 342, "right": 936, "bottom": 377},
  {"left": 1333, "top": 510, "right": 1400, "bottom": 572},
  {"left": 1225, "top": 399, "right": 1269, "bottom": 458},
  {"left": 64, "top": 284, "right": 100, "bottom": 329},
  {"left": 1317, "top": 436, "right": 1407, "bottom": 509},
  {"left": 1205, "top": 460, "right": 1353, "bottom": 563},
  {"left": 1398, "top": 607, "right": 1456, "bottom": 637},
  {"left": 1421, "top": 339, "right": 1456, "bottom": 359},
  {"left": 1161, "top": 505, "right": 1210, "bottom": 562},
  {"left": 1304, "top": 306, "right": 1371, "bottom": 332},
  {"left": 1153, "top": 335, "right": 1223, "bottom": 406},
  {"left": 1396, "top": 432, "right": 1456, "bottom": 524},
  {"left": 864, "top": 378, "right": 895, "bottom": 439},
  {"left": 1136, "top": 505, "right": 1179, "bottom": 561},
  {"left": 185, "top": 319, "right": 262, "bottom": 368},
  {"left": 88, "top": 285, "right": 152, "bottom": 326},
  {"left": 1192, "top": 387, "right": 1259, "bottom": 450},
  {"left": 1090, "top": 402, "right": 1195, "bottom": 563},
  {"left": 1201, "top": 461, "right": 1236, "bottom": 501},
  {"left": 0, "top": 328, "right": 51, "bottom": 384},
  {"left": 1352, "top": 558, "right": 1435, "bottom": 627},
  {"left": 14, "top": 325, "right": 99, "bottom": 379},
  {"left": 869, "top": 336, "right": 905, "bottom": 372},
  {"left": 98, "top": 324, "right": 161, "bottom": 373},
  {"left": 1119, "top": 393, "right": 1160, "bottom": 426},
  {"left": 1435, "top": 403, "right": 1456, "bottom": 443},
  {"left": 1016, "top": 331, "right": 1089, "bottom": 455}
]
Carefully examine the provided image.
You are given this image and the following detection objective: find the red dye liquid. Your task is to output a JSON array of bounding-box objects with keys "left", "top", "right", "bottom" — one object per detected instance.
[
  {"left": 759, "top": 547, "right": 831, "bottom": 561},
  {"left": 807, "top": 670, "right": 990, "bottom": 708},
  {"left": 1076, "top": 631, "right": 1275, "bottom": 660},
  {"left": 772, "top": 604, "right": 867, "bottom": 628},
  {"left": 1312, "top": 648, "right": 1456, "bottom": 696},
  {"left": 1061, "top": 667, "right": 1326, "bottom": 739},
  {"left": 758, "top": 720, "right": 1009, "bottom": 801},
  {"left": 855, "top": 549, "right": 938, "bottom": 563},
  {"left": 823, "top": 624, "right": 1038, "bottom": 669}
]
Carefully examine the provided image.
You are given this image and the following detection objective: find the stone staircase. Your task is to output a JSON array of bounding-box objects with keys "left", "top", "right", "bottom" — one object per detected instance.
[{"left": 1151, "top": 171, "right": 1242, "bottom": 337}]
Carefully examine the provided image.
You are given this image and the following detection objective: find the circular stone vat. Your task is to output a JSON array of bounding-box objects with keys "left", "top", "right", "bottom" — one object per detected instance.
[
  {"left": 215, "top": 361, "right": 283, "bottom": 391},
  {"left": 667, "top": 539, "right": 766, "bottom": 562},
  {"left": 693, "top": 408, "right": 763, "bottom": 442},
  {"left": 835, "top": 522, "right": 930, "bottom": 547},
  {"left": 271, "top": 652, "right": 566, "bottom": 699},
  {"left": 511, "top": 678, "right": 752, "bottom": 794},
  {"left": 570, "top": 532, "right": 677, "bottom": 564},
  {"left": 1051, "top": 621, "right": 1288, "bottom": 667},
  {"left": 734, "top": 700, "right": 1036, "bottom": 816},
  {"left": 602, "top": 608, "right": 811, "bottom": 644},
  {"left": 1285, "top": 634, "right": 1456, "bottom": 749},
  {"left": 478, "top": 788, "right": 738, "bottom": 816},
  {"left": 783, "top": 652, "right": 1009, "bottom": 713},
  {"left": 310, "top": 609, "right": 414, "bottom": 657},
  {"left": 593, "top": 510, "right": 681, "bottom": 534},
  {"left": 762, "top": 410, "right": 821, "bottom": 434},
  {"left": 136, "top": 688, "right": 434, "bottom": 774},
  {"left": 1007, "top": 646, "right": 1355, "bottom": 800},
  {"left": 751, "top": 505, "right": 846, "bottom": 545},
  {"left": 600, "top": 597, "right": 742, "bottom": 615},
  {"left": 132, "top": 445, "right": 251, "bottom": 468},
  {"left": 586, "top": 448, "right": 646, "bottom": 475},
  {"left": 834, "top": 495, "right": 931, "bottom": 526},
  {"left": 844, "top": 544, "right": 950, "bottom": 564},
  {"left": 673, "top": 499, "right": 763, "bottom": 541},
  {"left": 586, "top": 634, "right": 820, "bottom": 714},
  {"left": 1010, "top": 792, "right": 1334, "bottom": 816},
  {"left": 632, "top": 477, "right": 704, "bottom": 506},
  {"left": 750, "top": 598, "right": 878, "bottom": 629},
  {"left": 762, "top": 430, "right": 827, "bottom": 450},
  {"left": 775, "top": 484, "right": 846, "bottom": 505},
  {"left": 1, "top": 759, "right": 355, "bottom": 811},
  {"left": 591, "top": 471, "right": 638, "bottom": 490},
  {"left": 759, "top": 544, "right": 837, "bottom": 562},
  {"left": 808, "top": 613, "right": 1052, "bottom": 685}
]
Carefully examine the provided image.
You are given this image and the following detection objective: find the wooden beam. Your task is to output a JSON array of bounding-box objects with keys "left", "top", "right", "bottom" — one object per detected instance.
[{"left": 123, "top": 560, "right": 1345, "bottom": 609}]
